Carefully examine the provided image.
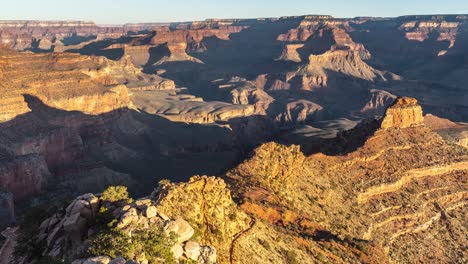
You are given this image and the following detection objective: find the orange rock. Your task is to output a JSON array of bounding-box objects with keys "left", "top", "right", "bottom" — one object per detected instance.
[{"left": 380, "top": 97, "right": 424, "bottom": 129}]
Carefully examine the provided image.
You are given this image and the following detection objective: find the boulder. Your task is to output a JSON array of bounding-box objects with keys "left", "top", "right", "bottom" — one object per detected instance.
[
  {"left": 109, "top": 258, "right": 127, "bottom": 264},
  {"left": 164, "top": 218, "right": 194, "bottom": 242},
  {"left": 199, "top": 246, "right": 217, "bottom": 264},
  {"left": 144, "top": 206, "right": 157, "bottom": 218},
  {"left": 83, "top": 256, "right": 111, "bottom": 264},
  {"left": 171, "top": 243, "right": 184, "bottom": 259},
  {"left": 63, "top": 212, "right": 88, "bottom": 241},
  {"left": 184, "top": 241, "right": 201, "bottom": 260},
  {"left": 117, "top": 208, "right": 138, "bottom": 228},
  {"left": 135, "top": 199, "right": 152, "bottom": 211}
]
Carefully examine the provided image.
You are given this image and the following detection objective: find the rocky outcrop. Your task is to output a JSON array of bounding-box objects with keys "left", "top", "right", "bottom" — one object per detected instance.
[
  {"left": 275, "top": 100, "right": 323, "bottom": 125},
  {"left": 150, "top": 21, "right": 247, "bottom": 52},
  {"left": 35, "top": 192, "right": 217, "bottom": 263},
  {"left": 131, "top": 89, "right": 255, "bottom": 123},
  {"left": 360, "top": 89, "right": 397, "bottom": 117},
  {"left": 227, "top": 143, "right": 305, "bottom": 197},
  {"left": 153, "top": 176, "right": 251, "bottom": 263},
  {"left": 0, "top": 51, "right": 133, "bottom": 122},
  {"left": 424, "top": 114, "right": 468, "bottom": 148},
  {"left": 277, "top": 16, "right": 372, "bottom": 59},
  {"left": 277, "top": 44, "right": 304, "bottom": 62},
  {"left": 280, "top": 49, "right": 389, "bottom": 91},
  {"left": 38, "top": 193, "right": 100, "bottom": 258},
  {"left": 226, "top": 98, "right": 467, "bottom": 263},
  {"left": 306, "top": 50, "right": 385, "bottom": 82},
  {"left": 399, "top": 17, "right": 462, "bottom": 48},
  {"left": 380, "top": 97, "right": 424, "bottom": 129},
  {"left": 154, "top": 42, "right": 204, "bottom": 65}
]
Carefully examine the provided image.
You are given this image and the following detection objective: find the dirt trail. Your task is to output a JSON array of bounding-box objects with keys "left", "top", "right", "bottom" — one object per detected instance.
[
  {"left": 0, "top": 227, "right": 18, "bottom": 264},
  {"left": 229, "top": 217, "right": 256, "bottom": 264},
  {"left": 358, "top": 161, "right": 468, "bottom": 204}
]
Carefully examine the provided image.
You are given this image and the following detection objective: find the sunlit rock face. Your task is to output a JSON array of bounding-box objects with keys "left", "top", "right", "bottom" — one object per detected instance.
[{"left": 380, "top": 97, "right": 424, "bottom": 129}]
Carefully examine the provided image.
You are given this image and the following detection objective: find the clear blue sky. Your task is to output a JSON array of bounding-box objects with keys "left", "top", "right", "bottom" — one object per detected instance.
[{"left": 1, "top": 0, "right": 467, "bottom": 24}]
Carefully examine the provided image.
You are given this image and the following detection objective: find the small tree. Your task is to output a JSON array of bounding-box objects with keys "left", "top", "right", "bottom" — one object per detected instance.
[
  {"left": 88, "top": 225, "right": 177, "bottom": 263},
  {"left": 101, "top": 186, "right": 132, "bottom": 203}
]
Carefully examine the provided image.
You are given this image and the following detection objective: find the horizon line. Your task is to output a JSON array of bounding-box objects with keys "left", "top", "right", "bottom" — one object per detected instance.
[{"left": 0, "top": 13, "right": 467, "bottom": 26}]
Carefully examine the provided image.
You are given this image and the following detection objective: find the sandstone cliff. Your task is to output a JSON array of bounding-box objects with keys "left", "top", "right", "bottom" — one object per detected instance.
[{"left": 380, "top": 97, "right": 424, "bottom": 129}]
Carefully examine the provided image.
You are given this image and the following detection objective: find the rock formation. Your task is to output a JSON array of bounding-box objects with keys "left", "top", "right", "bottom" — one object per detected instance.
[
  {"left": 130, "top": 89, "right": 256, "bottom": 123},
  {"left": 153, "top": 43, "right": 204, "bottom": 65},
  {"left": 380, "top": 97, "right": 424, "bottom": 129},
  {"left": 359, "top": 89, "right": 397, "bottom": 117},
  {"left": 33, "top": 191, "right": 217, "bottom": 263},
  {"left": 424, "top": 114, "right": 468, "bottom": 148},
  {"left": 277, "top": 44, "right": 304, "bottom": 62},
  {"left": 0, "top": 21, "right": 127, "bottom": 51},
  {"left": 225, "top": 97, "right": 467, "bottom": 263}
]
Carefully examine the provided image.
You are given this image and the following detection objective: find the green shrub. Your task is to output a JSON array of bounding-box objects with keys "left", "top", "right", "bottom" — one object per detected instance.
[
  {"left": 95, "top": 206, "right": 115, "bottom": 228},
  {"left": 88, "top": 225, "right": 177, "bottom": 264},
  {"left": 284, "top": 249, "right": 300, "bottom": 264},
  {"left": 258, "top": 238, "right": 271, "bottom": 250},
  {"left": 180, "top": 259, "right": 198, "bottom": 264},
  {"left": 317, "top": 252, "right": 327, "bottom": 263},
  {"left": 158, "top": 179, "right": 172, "bottom": 186},
  {"left": 101, "top": 186, "right": 132, "bottom": 203},
  {"left": 88, "top": 229, "right": 132, "bottom": 259}
]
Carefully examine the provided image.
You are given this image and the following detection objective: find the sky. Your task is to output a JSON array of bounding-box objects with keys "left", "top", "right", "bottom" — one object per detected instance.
[{"left": 1, "top": 0, "right": 467, "bottom": 24}]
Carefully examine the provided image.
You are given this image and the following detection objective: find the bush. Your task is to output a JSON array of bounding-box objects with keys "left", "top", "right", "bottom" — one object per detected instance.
[
  {"left": 284, "top": 249, "right": 300, "bottom": 264},
  {"left": 158, "top": 179, "right": 171, "bottom": 186},
  {"left": 258, "top": 238, "right": 271, "bottom": 250},
  {"left": 88, "top": 225, "right": 177, "bottom": 264},
  {"left": 101, "top": 186, "right": 132, "bottom": 203},
  {"left": 95, "top": 206, "right": 116, "bottom": 228}
]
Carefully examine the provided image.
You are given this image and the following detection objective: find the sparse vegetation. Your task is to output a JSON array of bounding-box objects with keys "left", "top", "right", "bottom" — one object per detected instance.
[
  {"left": 101, "top": 186, "right": 133, "bottom": 203},
  {"left": 88, "top": 225, "right": 177, "bottom": 264},
  {"left": 284, "top": 249, "right": 300, "bottom": 264},
  {"left": 159, "top": 179, "right": 172, "bottom": 186},
  {"left": 258, "top": 238, "right": 272, "bottom": 250}
]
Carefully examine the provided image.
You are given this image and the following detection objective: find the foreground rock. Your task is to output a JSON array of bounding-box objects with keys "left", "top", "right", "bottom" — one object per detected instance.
[{"left": 32, "top": 191, "right": 217, "bottom": 263}]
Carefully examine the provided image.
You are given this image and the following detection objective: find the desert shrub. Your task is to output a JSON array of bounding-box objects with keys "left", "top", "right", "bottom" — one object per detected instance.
[
  {"left": 284, "top": 249, "right": 300, "bottom": 264},
  {"left": 258, "top": 238, "right": 271, "bottom": 250},
  {"left": 187, "top": 221, "right": 203, "bottom": 242},
  {"left": 101, "top": 186, "right": 132, "bottom": 203},
  {"left": 88, "top": 229, "right": 132, "bottom": 259},
  {"left": 180, "top": 259, "right": 198, "bottom": 264},
  {"left": 88, "top": 225, "right": 177, "bottom": 264},
  {"left": 95, "top": 206, "right": 116, "bottom": 228},
  {"left": 317, "top": 252, "right": 327, "bottom": 262},
  {"left": 228, "top": 211, "right": 237, "bottom": 221}
]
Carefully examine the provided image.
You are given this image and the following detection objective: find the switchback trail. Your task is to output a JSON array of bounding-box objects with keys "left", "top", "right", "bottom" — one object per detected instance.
[{"left": 230, "top": 217, "right": 257, "bottom": 264}]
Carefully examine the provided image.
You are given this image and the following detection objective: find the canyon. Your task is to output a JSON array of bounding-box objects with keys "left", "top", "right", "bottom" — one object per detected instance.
[{"left": 0, "top": 13, "right": 466, "bottom": 264}]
